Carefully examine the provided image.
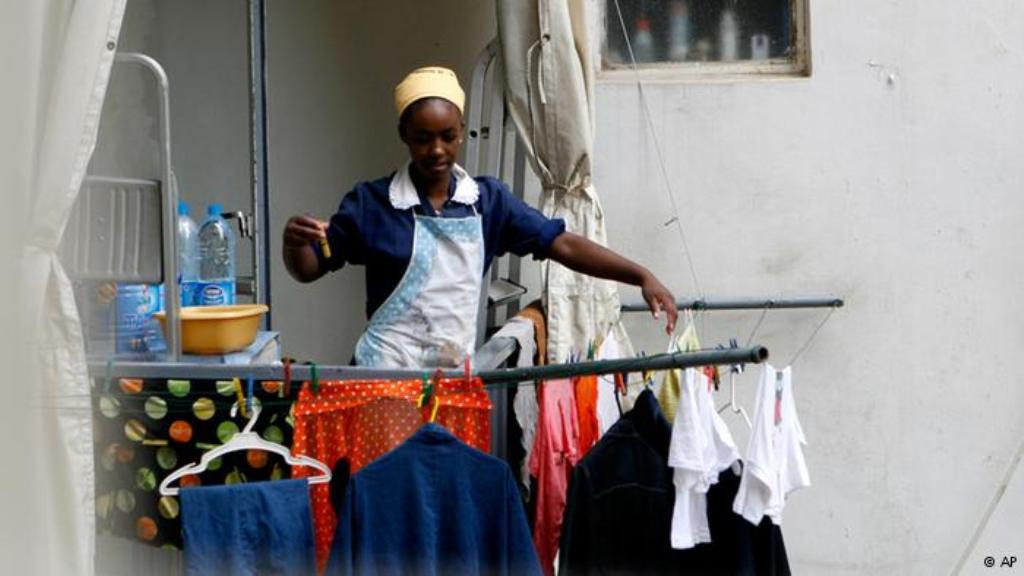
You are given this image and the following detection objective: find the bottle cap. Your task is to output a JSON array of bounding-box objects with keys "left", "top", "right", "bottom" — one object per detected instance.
[
  {"left": 207, "top": 203, "right": 222, "bottom": 217},
  {"left": 635, "top": 17, "right": 651, "bottom": 31},
  {"left": 178, "top": 200, "right": 189, "bottom": 216}
]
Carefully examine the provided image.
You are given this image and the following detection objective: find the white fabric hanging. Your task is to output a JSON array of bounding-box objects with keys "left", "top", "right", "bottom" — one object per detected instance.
[
  {"left": 668, "top": 367, "right": 741, "bottom": 549},
  {"left": 0, "top": 1, "right": 126, "bottom": 573},
  {"left": 733, "top": 364, "right": 811, "bottom": 526},
  {"left": 494, "top": 316, "right": 541, "bottom": 492},
  {"left": 497, "top": 0, "right": 635, "bottom": 366}
]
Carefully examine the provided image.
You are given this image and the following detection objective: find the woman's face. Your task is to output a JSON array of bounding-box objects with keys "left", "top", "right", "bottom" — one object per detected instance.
[{"left": 399, "top": 98, "right": 463, "bottom": 181}]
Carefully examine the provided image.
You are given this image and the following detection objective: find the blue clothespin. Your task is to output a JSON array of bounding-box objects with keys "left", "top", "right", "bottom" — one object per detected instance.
[{"left": 246, "top": 375, "right": 255, "bottom": 415}]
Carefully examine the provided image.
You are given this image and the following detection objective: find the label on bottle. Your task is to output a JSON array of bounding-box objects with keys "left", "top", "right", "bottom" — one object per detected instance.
[
  {"left": 115, "top": 284, "right": 166, "bottom": 354},
  {"left": 195, "top": 281, "right": 235, "bottom": 306},
  {"left": 181, "top": 281, "right": 202, "bottom": 307}
]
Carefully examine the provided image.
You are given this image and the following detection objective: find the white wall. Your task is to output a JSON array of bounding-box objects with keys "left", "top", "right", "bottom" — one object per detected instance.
[
  {"left": 598, "top": 1, "right": 1024, "bottom": 574},
  {"left": 265, "top": 0, "right": 497, "bottom": 363}
]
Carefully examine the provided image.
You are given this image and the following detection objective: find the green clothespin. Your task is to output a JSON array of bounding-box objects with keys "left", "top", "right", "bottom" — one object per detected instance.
[
  {"left": 309, "top": 362, "right": 320, "bottom": 396},
  {"left": 420, "top": 372, "right": 433, "bottom": 408}
]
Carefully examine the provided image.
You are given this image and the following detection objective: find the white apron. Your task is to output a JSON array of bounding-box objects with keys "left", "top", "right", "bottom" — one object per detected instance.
[{"left": 354, "top": 166, "right": 484, "bottom": 368}]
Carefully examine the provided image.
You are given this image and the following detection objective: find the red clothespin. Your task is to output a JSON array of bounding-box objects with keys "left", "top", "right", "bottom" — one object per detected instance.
[
  {"left": 614, "top": 372, "right": 627, "bottom": 395},
  {"left": 282, "top": 358, "right": 292, "bottom": 398}
]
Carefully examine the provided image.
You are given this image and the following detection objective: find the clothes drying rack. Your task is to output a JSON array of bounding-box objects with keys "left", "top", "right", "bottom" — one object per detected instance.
[{"left": 88, "top": 344, "right": 768, "bottom": 387}]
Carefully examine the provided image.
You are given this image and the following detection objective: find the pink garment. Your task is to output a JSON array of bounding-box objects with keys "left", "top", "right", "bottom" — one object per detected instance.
[{"left": 528, "top": 379, "right": 581, "bottom": 576}]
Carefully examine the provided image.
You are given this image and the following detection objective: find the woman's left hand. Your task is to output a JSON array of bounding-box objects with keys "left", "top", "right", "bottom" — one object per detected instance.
[{"left": 641, "top": 272, "right": 678, "bottom": 334}]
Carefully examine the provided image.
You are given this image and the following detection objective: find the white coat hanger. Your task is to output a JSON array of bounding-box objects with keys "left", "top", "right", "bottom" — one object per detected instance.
[
  {"left": 159, "top": 400, "right": 331, "bottom": 496},
  {"left": 717, "top": 338, "right": 753, "bottom": 429}
]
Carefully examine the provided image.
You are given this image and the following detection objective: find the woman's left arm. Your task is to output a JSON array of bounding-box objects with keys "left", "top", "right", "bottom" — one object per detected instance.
[{"left": 547, "top": 232, "right": 678, "bottom": 334}]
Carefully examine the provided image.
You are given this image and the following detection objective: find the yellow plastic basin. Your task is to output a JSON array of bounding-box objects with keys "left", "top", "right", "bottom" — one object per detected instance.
[{"left": 154, "top": 304, "right": 269, "bottom": 355}]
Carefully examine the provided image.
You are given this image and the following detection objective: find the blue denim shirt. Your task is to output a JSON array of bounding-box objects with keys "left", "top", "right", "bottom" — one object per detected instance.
[{"left": 327, "top": 424, "right": 542, "bottom": 575}]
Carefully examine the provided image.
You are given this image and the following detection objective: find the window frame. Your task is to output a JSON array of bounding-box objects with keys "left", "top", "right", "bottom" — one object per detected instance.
[{"left": 597, "top": 0, "right": 812, "bottom": 82}]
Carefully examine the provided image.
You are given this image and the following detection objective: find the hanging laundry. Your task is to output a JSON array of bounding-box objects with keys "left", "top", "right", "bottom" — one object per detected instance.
[
  {"left": 92, "top": 377, "right": 294, "bottom": 550},
  {"left": 180, "top": 479, "right": 316, "bottom": 576},
  {"left": 529, "top": 378, "right": 581, "bottom": 576},
  {"left": 668, "top": 368, "right": 741, "bottom": 549},
  {"left": 594, "top": 332, "right": 623, "bottom": 435},
  {"left": 574, "top": 374, "right": 600, "bottom": 454},
  {"left": 560, "top": 389, "right": 792, "bottom": 575},
  {"left": 658, "top": 320, "right": 701, "bottom": 423},
  {"left": 559, "top": 389, "right": 682, "bottom": 574},
  {"left": 326, "top": 423, "right": 541, "bottom": 575},
  {"left": 495, "top": 314, "right": 541, "bottom": 494},
  {"left": 733, "top": 365, "right": 810, "bottom": 526},
  {"left": 291, "top": 378, "right": 491, "bottom": 572},
  {"left": 705, "top": 465, "right": 793, "bottom": 575}
]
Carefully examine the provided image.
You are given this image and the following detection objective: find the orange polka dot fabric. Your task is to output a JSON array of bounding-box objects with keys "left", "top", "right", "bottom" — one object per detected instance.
[{"left": 291, "top": 377, "right": 491, "bottom": 572}]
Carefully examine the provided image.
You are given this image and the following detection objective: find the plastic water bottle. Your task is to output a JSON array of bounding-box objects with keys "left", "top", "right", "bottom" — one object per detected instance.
[
  {"left": 667, "top": 1, "right": 691, "bottom": 62},
  {"left": 632, "top": 17, "right": 656, "bottom": 63},
  {"left": 719, "top": 8, "right": 739, "bottom": 61},
  {"left": 177, "top": 200, "right": 200, "bottom": 306},
  {"left": 197, "top": 203, "right": 236, "bottom": 306}
]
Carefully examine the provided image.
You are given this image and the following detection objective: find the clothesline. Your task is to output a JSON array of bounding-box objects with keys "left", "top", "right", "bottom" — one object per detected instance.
[
  {"left": 619, "top": 296, "right": 844, "bottom": 313},
  {"left": 86, "top": 345, "right": 769, "bottom": 389}
]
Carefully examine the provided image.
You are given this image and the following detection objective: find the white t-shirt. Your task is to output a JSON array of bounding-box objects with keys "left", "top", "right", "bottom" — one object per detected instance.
[
  {"left": 668, "top": 368, "right": 741, "bottom": 549},
  {"left": 733, "top": 364, "right": 811, "bottom": 526},
  {"left": 595, "top": 334, "right": 623, "bottom": 436}
]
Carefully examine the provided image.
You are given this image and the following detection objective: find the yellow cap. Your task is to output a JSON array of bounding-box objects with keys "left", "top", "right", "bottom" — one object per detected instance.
[{"left": 394, "top": 66, "right": 465, "bottom": 118}]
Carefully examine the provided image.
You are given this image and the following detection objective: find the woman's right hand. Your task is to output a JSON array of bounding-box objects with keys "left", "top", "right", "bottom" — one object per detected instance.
[
  {"left": 282, "top": 215, "right": 329, "bottom": 283},
  {"left": 283, "top": 214, "right": 328, "bottom": 249}
]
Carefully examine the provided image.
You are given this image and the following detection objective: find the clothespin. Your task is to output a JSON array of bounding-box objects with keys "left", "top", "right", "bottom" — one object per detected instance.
[
  {"left": 614, "top": 372, "right": 627, "bottom": 395},
  {"left": 233, "top": 377, "right": 247, "bottom": 418},
  {"left": 309, "top": 362, "right": 320, "bottom": 396},
  {"left": 587, "top": 340, "right": 595, "bottom": 361},
  {"left": 419, "top": 372, "right": 434, "bottom": 408},
  {"left": 463, "top": 355, "right": 472, "bottom": 387},
  {"left": 774, "top": 370, "right": 784, "bottom": 425},
  {"left": 104, "top": 358, "right": 113, "bottom": 395},
  {"left": 429, "top": 395, "right": 441, "bottom": 423},
  {"left": 247, "top": 375, "right": 255, "bottom": 415},
  {"left": 282, "top": 358, "right": 293, "bottom": 398}
]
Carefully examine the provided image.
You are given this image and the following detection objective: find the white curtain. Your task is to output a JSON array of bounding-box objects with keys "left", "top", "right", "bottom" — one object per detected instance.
[
  {"left": 496, "top": 0, "right": 634, "bottom": 364},
  {"left": 0, "top": 1, "right": 126, "bottom": 574}
]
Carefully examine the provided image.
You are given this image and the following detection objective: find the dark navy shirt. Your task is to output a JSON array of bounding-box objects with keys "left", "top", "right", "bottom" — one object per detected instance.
[
  {"left": 326, "top": 424, "right": 542, "bottom": 575},
  {"left": 317, "top": 173, "right": 565, "bottom": 319}
]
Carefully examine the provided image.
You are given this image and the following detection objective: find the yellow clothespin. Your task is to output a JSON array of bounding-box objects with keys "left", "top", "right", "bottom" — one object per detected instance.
[
  {"left": 429, "top": 395, "right": 441, "bottom": 423},
  {"left": 233, "top": 377, "right": 247, "bottom": 418}
]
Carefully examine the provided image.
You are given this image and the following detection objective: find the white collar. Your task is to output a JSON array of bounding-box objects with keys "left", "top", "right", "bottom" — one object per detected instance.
[{"left": 388, "top": 160, "right": 480, "bottom": 210}]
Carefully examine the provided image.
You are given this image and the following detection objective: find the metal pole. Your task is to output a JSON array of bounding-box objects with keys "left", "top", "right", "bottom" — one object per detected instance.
[
  {"left": 248, "top": 0, "right": 272, "bottom": 327},
  {"left": 114, "top": 53, "right": 181, "bottom": 360},
  {"left": 476, "top": 346, "right": 768, "bottom": 384},
  {"left": 90, "top": 346, "right": 768, "bottom": 385},
  {"left": 621, "top": 296, "right": 844, "bottom": 313}
]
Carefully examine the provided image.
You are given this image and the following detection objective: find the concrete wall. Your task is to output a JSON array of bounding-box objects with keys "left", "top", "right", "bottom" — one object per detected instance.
[{"left": 599, "top": 1, "right": 1024, "bottom": 574}]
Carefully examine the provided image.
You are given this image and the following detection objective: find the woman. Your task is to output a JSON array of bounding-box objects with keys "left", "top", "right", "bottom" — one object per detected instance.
[{"left": 283, "top": 66, "right": 677, "bottom": 368}]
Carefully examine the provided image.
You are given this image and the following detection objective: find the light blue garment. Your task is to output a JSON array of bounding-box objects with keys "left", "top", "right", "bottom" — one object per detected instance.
[
  {"left": 327, "top": 424, "right": 542, "bottom": 576},
  {"left": 181, "top": 479, "right": 316, "bottom": 576}
]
